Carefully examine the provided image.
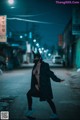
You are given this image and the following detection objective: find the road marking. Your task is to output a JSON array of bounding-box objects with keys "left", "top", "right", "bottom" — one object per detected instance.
[
  {"left": 64, "top": 83, "right": 69, "bottom": 86},
  {"left": 59, "top": 100, "right": 80, "bottom": 106},
  {"left": 4, "top": 73, "right": 25, "bottom": 76}
]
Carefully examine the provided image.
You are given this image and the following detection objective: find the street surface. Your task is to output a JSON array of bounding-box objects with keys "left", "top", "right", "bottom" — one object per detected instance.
[{"left": 0, "top": 67, "right": 80, "bottom": 120}]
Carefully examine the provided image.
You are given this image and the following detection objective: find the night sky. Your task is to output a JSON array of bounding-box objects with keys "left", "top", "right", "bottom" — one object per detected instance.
[{"left": 0, "top": 0, "right": 72, "bottom": 48}]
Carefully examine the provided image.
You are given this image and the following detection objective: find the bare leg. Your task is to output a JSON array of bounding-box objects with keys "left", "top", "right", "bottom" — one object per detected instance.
[{"left": 47, "top": 99, "right": 57, "bottom": 114}]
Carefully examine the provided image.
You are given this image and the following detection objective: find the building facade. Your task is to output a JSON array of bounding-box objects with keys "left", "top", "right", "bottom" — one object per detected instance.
[
  {"left": 72, "top": 6, "right": 80, "bottom": 69},
  {"left": 62, "top": 19, "right": 76, "bottom": 68}
]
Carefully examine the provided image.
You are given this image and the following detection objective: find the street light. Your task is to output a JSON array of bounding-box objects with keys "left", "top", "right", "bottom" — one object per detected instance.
[
  {"left": 39, "top": 50, "right": 42, "bottom": 54},
  {"left": 33, "top": 39, "right": 36, "bottom": 42},
  {"left": 39, "top": 48, "right": 42, "bottom": 54},
  {"left": 11, "top": 6, "right": 15, "bottom": 9},
  {"left": 36, "top": 43, "right": 39, "bottom": 47},
  {"left": 44, "top": 50, "right": 47, "bottom": 53},
  {"left": 20, "top": 35, "right": 23, "bottom": 39},
  {"left": 8, "top": 0, "right": 14, "bottom": 5},
  {"left": 48, "top": 53, "right": 51, "bottom": 56},
  {"left": 39, "top": 48, "right": 41, "bottom": 51},
  {"left": 42, "top": 48, "right": 44, "bottom": 50}
]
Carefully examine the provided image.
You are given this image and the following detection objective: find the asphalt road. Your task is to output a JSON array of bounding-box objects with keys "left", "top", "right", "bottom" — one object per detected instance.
[{"left": 0, "top": 68, "right": 80, "bottom": 120}]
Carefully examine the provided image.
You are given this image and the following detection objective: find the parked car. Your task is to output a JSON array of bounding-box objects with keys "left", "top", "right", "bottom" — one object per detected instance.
[{"left": 52, "top": 55, "right": 63, "bottom": 64}]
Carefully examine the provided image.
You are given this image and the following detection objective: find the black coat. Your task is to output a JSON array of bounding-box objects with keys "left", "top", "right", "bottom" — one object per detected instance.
[{"left": 31, "top": 61, "right": 61, "bottom": 101}]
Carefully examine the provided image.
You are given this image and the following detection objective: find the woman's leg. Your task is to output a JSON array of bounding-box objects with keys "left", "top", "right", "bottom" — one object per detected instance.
[
  {"left": 27, "top": 90, "right": 32, "bottom": 110},
  {"left": 26, "top": 89, "right": 40, "bottom": 110},
  {"left": 47, "top": 99, "right": 57, "bottom": 114}
]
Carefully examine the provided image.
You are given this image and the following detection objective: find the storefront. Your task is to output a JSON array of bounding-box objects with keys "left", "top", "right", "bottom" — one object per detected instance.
[{"left": 75, "top": 37, "right": 80, "bottom": 68}]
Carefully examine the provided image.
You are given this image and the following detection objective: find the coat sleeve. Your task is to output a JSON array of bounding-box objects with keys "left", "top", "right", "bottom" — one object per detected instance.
[{"left": 46, "top": 63, "right": 61, "bottom": 82}]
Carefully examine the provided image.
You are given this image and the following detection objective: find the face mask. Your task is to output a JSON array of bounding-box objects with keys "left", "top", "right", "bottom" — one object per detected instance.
[{"left": 33, "top": 59, "right": 39, "bottom": 65}]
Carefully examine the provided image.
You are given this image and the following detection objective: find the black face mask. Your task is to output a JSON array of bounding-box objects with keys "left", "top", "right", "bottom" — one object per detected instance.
[{"left": 33, "top": 59, "right": 39, "bottom": 65}]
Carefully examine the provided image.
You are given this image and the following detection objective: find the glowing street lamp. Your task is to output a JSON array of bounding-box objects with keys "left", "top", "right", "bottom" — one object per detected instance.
[
  {"left": 11, "top": 6, "right": 15, "bottom": 9},
  {"left": 39, "top": 48, "right": 41, "bottom": 51},
  {"left": 42, "top": 48, "right": 44, "bottom": 50},
  {"left": 20, "top": 35, "right": 23, "bottom": 39},
  {"left": 48, "top": 53, "right": 51, "bottom": 56},
  {"left": 36, "top": 43, "right": 39, "bottom": 47},
  {"left": 38, "top": 48, "right": 42, "bottom": 54},
  {"left": 33, "top": 39, "right": 36, "bottom": 42},
  {"left": 39, "top": 50, "right": 42, "bottom": 54},
  {"left": 8, "top": 0, "right": 14, "bottom": 5},
  {"left": 44, "top": 50, "right": 47, "bottom": 53}
]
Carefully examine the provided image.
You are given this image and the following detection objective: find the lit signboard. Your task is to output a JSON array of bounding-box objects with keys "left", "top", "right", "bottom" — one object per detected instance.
[
  {"left": 72, "top": 6, "right": 80, "bottom": 35},
  {"left": 0, "top": 15, "right": 7, "bottom": 42}
]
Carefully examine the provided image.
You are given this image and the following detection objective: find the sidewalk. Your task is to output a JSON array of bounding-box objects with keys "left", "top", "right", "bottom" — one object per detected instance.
[
  {"left": 20, "top": 63, "right": 34, "bottom": 68},
  {"left": 20, "top": 63, "right": 63, "bottom": 69},
  {"left": 66, "top": 69, "right": 80, "bottom": 94}
]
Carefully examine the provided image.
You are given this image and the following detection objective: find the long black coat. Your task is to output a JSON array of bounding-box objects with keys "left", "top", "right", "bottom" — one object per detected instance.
[{"left": 31, "top": 61, "right": 61, "bottom": 101}]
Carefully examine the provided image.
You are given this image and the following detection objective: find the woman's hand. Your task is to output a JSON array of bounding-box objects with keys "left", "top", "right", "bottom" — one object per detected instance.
[{"left": 60, "top": 79, "right": 65, "bottom": 82}]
